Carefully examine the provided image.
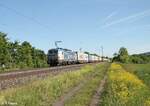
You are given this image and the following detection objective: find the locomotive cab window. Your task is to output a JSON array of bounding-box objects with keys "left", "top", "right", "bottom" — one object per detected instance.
[{"left": 49, "top": 49, "right": 58, "bottom": 54}]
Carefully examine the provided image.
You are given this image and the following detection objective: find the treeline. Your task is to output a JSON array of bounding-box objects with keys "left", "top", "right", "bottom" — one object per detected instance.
[
  {"left": 0, "top": 32, "right": 48, "bottom": 71},
  {"left": 112, "top": 47, "right": 150, "bottom": 64},
  {"left": 130, "top": 54, "right": 150, "bottom": 64}
]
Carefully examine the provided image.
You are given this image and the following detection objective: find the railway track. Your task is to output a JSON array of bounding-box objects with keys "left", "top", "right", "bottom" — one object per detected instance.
[{"left": 0, "top": 63, "right": 96, "bottom": 90}]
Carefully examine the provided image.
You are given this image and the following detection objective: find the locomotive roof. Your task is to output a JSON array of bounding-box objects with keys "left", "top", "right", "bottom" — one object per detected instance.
[{"left": 49, "top": 48, "right": 72, "bottom": 52}]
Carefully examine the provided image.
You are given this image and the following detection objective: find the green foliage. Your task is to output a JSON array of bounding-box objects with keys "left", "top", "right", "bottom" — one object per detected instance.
[
  {"left": 32, "top": 48, "right": 48, "bottom": 68},
  {"left": 101, "top": 63, "right": 150, "bottom": 106},
  {"left": 129, "top": 55, "right": 150, "bottom": 64},
  {"left": 122, "top": 64, "right": 150, "bottom": 87},
  {"left": 112, "top": 47, "right": 129, "bottom": 63},
  {"left": 118, "top": 47, "right": 129, "bottom": 63},
  {"left": 112, "top": 53, "right": 119, "bottom": 62},
  {"left": 84, "top": 51, "right": 90, "bottom": 54},
  {"left": 113, "top": 47, "right": 150, "bottom": 64},
  {"left": 0, "top": 32, "right": 48, "bottom": 72},
  {"left": 8, "top": 41, "right": 20, "bottom": 68},
  {"left": 0, "top": 32, "right": 11, "bottom": 69}
]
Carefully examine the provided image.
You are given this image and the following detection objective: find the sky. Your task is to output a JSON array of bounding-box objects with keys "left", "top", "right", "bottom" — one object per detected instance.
[{"left": 0, "top": 0, "right": 150, "bottom": 57}]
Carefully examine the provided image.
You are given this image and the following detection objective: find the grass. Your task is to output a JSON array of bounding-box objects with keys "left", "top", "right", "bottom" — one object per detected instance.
[
  {"left": 2, "top": 63, "right": 149, "bottom": 106},
  {"left": 101, "top": 63, "right": 150, "bottom": 106},
  {"left": 121, "top": 63, "right": 150, "bottom": 87},
  {"left": 0, "top": 67, "right": 48, "bottom": 74},
  {"left": 0, "top": 64, "right": 106, "bottom": 106},
  {"left": 64, "top": 63, "right": 109, "bottom": 106}
]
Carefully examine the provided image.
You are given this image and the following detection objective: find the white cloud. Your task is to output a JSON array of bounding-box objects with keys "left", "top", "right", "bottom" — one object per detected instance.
[
  {"left": 102, "top": 9, "right": 150, "bottom": 28},
  {"left": 103, "top": 11, "right": 117, "bottom": 23}
]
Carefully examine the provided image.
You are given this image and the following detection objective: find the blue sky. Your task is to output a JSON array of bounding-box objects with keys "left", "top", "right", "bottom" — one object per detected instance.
[{"left": 0, "top": 0, "right": 150, "bottom": 57}]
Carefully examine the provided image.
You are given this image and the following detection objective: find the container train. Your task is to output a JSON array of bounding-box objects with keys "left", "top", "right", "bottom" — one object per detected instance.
[{"left": 47, "top": 48, "right": 101, "bottom": 66}]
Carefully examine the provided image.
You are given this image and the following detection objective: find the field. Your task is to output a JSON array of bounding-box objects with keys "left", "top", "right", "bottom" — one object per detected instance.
[
  {"left": 0, "top": 63, "right": 150, "bottom": 106},
  {"left": 122, "top": 64, "right": 150, "bottom": 87},
  {"left": 102, "top": 63, "right": 150, "bottom": 106}
]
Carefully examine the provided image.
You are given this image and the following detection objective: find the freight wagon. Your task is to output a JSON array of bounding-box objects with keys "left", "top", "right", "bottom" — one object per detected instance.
[{"left": 77, "top": 51, "right": 88, "bottom": 63}]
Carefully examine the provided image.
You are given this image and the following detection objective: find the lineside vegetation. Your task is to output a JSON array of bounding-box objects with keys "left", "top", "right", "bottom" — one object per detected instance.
[
  {"left": 64, "top": 63, "right": 109, "bottom": 106},
  {"left": 0, "top": 32, "right": 48, "bottom": 72},
  {"left": 122, "top": 63, "right": 150, "bottom": 87},
  {"left": 102, "top": 63, "right": 150, "bottom": 106},
  {"left": 0, "top": 64, "right": 106, "bottom": 106}
]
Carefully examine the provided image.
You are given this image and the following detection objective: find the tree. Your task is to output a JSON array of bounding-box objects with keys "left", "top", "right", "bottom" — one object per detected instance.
[
  {"left": 8, "top": 41, "right": 20, "bottom": 68},
  {"left": 31, "top": 48, "right": 47, "bottom": 68},
  {"left": 0, "top": 32, "right": 11, "bottom": 69},
  {"left": 0, "top": 31, "right": 48, "bottom": 71},
  {"left": 118, "top": 47, "right": 129, "bottom": 63},
  {"left": 129, "top": 55, "right": 150, "bottom": 64},
  {"left": 112, "top": 47, "right": 129, "bottom": 63},
  {"left": 19, "top": 41, "right": 33, "bottom": 68},
  {"left": 112, "top": 53, "right": 119, "bottom": 62},
  {"left": 113, "top": 47, "right": 150, "bottom": 64}
]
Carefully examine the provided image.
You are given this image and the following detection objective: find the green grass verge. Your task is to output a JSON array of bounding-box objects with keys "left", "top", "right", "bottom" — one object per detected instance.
[
  {"left": 64, "top": 63, "right": 109, "bottom": 106},
  {"left": 101, "top": 63, "right": 150, "bottom": 106},
  {"left": 0, "top": 64, "right": 101, "bottom": 106},
  {"left": 121, "top": 63, "right": 150, "bottom": 87}
]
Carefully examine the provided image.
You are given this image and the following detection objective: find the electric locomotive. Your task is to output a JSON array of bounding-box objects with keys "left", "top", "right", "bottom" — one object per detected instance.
[{"left": 47, "top": 48, "right": 77, "bottom": 66}]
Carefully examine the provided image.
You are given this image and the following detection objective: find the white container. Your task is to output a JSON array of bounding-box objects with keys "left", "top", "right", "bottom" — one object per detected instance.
[{"left": 77, "top": 51, "right": 88, "bottom": 63}]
